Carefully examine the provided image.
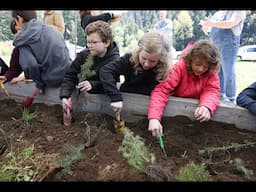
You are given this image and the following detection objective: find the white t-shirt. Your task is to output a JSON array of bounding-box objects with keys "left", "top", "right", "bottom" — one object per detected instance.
[{"left": 211, "top": 10, "right": 247, "bottom": 36}]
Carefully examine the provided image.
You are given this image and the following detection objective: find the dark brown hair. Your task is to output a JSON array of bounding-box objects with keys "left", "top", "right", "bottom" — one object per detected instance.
[
  {"left": 79, "top": 10, "right": 91, "bottom": 19},
  {"left": 11, "top": 10, "right": 37, "bottom": 22},
  {"left": 10, "top": 19, "right": 17, "bottom": 34}
]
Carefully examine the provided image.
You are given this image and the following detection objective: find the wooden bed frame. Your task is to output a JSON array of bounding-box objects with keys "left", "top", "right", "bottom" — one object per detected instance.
[{"left": 1, "top": 81, "right": 255, "bottom": 132}]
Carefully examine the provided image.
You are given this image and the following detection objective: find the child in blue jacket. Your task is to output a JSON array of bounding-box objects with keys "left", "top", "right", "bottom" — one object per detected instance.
[{"left": 236, "top": 82, "right": 256, "bottom": 115}]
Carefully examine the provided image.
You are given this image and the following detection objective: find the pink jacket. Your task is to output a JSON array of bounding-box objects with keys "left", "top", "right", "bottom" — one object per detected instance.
[{"left": 148, "top": 59, "right": 220, "bottom": 120}]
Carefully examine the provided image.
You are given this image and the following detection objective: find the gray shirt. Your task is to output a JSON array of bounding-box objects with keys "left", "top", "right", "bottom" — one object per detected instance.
[{"left": 13, "top": 19, "right": 71, "bottom": 89}]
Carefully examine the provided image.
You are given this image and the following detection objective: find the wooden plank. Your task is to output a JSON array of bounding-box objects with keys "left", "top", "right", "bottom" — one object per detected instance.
[
  {"left": 75, "top": 91, "right": 256, "bottom": 132},
  {"left": 1, "top": 81, "right": 62, "bottom": 105},
  {"left": 1, "top": 81, "right": 255, "bottom": 132}
]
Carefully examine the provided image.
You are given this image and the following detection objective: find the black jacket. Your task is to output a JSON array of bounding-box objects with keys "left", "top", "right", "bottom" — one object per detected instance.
[
  {"left": 99, "top": 53, "right": 159, "bottom": 102},
  {"left": 236, "top": 81, "right": 256, "bottom": 115},
  {"left": 80, "top": 13, "right": 113, "bottom": 30},
  {"left": 60, "top": 42, "right": 119, "bottom": 99}
]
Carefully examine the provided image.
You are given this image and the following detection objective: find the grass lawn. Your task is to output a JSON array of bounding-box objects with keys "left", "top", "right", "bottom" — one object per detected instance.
[{"left": 236, "top": 60, "right": 256, "bottom": 95}]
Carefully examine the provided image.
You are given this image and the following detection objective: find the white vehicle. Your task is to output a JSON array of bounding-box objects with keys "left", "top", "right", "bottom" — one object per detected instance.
[{"left": 237, "top": 45, "right": 256, "bottom": 61}]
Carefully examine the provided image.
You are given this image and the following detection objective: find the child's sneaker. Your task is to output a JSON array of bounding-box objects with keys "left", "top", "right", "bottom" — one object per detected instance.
[{"left": 220, "top": 95, "right": 236, "bottom": 105}]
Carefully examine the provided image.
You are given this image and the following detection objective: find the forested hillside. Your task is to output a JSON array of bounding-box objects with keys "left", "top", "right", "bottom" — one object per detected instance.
[{"left": 0, "top": 10, "right": 255, "bottom": 53}]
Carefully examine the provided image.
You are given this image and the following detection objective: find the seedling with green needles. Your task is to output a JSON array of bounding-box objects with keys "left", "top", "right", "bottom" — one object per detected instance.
[{"left": 118, "top": 128, "right": 156, "bottom": 172}]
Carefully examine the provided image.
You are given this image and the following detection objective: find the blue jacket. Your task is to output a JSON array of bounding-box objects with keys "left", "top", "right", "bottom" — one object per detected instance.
[
  {"left": 13, "top": 19, "right": 71, "bottom": 90},
  {"left": 236, "top": 81, "right": 256, "bottom": 115}
]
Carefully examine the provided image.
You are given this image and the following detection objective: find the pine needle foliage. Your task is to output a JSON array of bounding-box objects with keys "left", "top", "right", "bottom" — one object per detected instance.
[
  {"left": 178, "top": 161, "right": 209, "bottom": 182},
  {"left": 55, "top": 143, "right": 84, "bottom": 176},
  {"left": 233, "top": 158, "right": 254, "bottom": 178},
  {"left": 118, "top": 128, "right": 156, "bottom": 172},
  {"left": 78, "top": 53, "right": 95, "bottom": 81},
  {"left": 198, "top": 141, "right": 256, "bottom": 157}
]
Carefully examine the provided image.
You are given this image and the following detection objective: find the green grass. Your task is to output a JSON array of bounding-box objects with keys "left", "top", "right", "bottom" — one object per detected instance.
[{"left": 236, "top": 60, "right": 256, "bottom": 95}]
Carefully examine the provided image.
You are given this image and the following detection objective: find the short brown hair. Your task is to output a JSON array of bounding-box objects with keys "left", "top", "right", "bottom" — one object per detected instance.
[
  {"left": 85, "top": 20, "right": 113, "bottom": 43},
  {"left": 12, "top": 10, "right": 37, "bottom": 22}
]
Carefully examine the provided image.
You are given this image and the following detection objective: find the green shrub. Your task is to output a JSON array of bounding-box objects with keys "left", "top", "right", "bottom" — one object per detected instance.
[
  {"left": 178, "top": 161, "right": 209, "bottom": 182},
  {"left": 55, "top": 143, "right": 84, "bottom": 176},
  {"left": 22, "top": 109, "right": 38, "bottom": 126},
  {"left": 118, "top": 128, "right": 155, "bottom": 172},
  {"left": 0, "top": 144, "right": 39, "bottom": 181},
  {"left": 233, "top": 158, "right": 254, "bottom": 178}
]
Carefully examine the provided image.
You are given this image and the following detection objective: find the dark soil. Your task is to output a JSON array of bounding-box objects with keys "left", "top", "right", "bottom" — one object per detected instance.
[{"left": 1, "top": 98, "right": 256, "bottom": 182}]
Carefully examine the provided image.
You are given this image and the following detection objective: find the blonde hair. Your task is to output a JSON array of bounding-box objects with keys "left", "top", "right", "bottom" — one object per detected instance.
[{"left": 130, "top": 31, "right": 172, "bottom": 81}]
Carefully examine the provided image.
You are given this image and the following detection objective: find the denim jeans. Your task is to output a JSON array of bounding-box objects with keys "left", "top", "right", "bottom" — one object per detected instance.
[{"left": 211, "top": 27, "right": 240, "bottom": 100}]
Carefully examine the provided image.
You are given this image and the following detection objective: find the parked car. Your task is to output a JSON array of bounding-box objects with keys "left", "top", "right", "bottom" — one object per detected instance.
[{"left": 237, "top": 45, "right": 256, "bottom": 61}]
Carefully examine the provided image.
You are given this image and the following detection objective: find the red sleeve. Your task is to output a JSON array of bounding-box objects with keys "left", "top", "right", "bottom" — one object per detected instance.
[
  {"left": 199, "top": 72, "right": 220, "bottom": 115},
  {"left": 147, "top": 61, "right": 183, "bottom": 120},
  {"left": 179, "top": 40, "right": 195, "bottom": 59}
]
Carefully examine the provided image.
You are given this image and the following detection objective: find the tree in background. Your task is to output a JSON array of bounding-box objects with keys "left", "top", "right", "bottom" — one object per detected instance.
[
  {"left": 241, "top": 10, "right": 256, "bottom": 45},
  {"left": 0, "top": 10, "right": 255, "bottom": 53},
  {"left": 0, "top": 11, "right": 13, "bottom": 41},
  {"left": 173, "top": 11, "right": 193, "bottom": 50}
]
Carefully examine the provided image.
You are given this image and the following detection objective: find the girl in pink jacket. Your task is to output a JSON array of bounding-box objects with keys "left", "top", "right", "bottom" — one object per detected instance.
[{"left": 148, "top": 39, "right": 221, "bottom": 137}]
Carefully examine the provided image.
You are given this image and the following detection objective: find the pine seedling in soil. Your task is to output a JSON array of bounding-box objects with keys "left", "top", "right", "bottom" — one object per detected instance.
[
  {"left": 118, "top": 128, "right": 156, "bottom": 172},
  {"left": 233, "top": 158, "right": 254, "bottom": 178},
  {"left": 178, "top": 161, "right": 210, "bottom": 182},
  {"left": 198, "top": 141, "right": 256, "bottom": 157},
  {"left": 22, "top": 108, "right": 38, "bottom": 126},
  {"left": 54, "top": 143, "right": 84, "bottom": 177}
]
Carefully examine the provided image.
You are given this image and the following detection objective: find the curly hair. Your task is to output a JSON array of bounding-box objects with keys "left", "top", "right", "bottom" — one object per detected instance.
[
  {"left": 130, "top": 31, "right": 173, "bottom": 81},
  {"left": 184, "top": 39, "right": 220, "bottom": 74}
]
